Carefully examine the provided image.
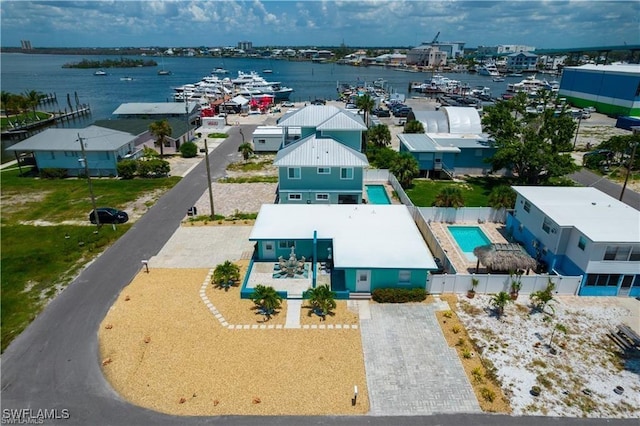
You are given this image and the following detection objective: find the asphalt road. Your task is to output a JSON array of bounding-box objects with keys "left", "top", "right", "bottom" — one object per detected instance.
[
  {"left": 1, "top": 126, "right": 637, "bottom": 426},
  {"left": 570, "top": 168, "right": 640, "bottom": 210}
]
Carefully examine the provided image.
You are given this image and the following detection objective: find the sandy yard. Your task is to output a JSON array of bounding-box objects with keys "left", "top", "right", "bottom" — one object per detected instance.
[
  {"left": 453, "top": 294, "right": 640, "bottom": 418},
  {"left": 99, "top": 268, "right": 368, "bottom": 416}
]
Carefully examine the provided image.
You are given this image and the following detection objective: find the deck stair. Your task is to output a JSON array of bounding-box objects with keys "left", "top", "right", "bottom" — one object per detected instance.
[
  {"left": 607, "top": 324, "right": 640, "bottom": 357},
  {"left": 349, "top": 292, "right": 371, "bottom": 300}
]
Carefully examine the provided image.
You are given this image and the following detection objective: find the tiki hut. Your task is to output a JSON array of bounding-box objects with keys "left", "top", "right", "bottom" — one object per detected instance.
[{"left": 473, "top": 243, "right": 537, "bottom": 273}]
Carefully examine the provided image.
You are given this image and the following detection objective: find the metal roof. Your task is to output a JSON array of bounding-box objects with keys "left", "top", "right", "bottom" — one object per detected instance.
[
  {"left": 94, "top": 117, "right": 188, "bottom": 138},
  {"left": 274, "top": 135, "right": 368, "bottom": 167},
  {"left": 442, "top": 107, "right": 482, "bottom": 134},
  {"left": 566, "top": 64, "right": 640, "bottom": 75},
  {"left": 249, "top": 204, "right": 437, "bottom": 270},
  {"left": 398, "top": 134, "right": 460, "bottom": 153},
  {"left": 277, "top": 105, "right": 367, "bottom": 130},
  {"left": 409, "top": 111, "right": 449, "bottom": 133},
  {"left": 112, "top": 102, "right": 198, "bottom": 116},
  {"left": 6, "top": 125, "right": 135, "bottom": 152},
  {"left": 512, "top": 186, "right": 640, "bottom": 243}
]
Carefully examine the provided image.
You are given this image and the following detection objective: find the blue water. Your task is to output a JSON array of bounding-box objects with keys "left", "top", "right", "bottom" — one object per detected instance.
[
  {"left": 366, "top": 185, "right": 391, "bottom": 204},
  {"left": 447, "top": 226, "right": 491, "bottom": 261},
  {"left": 1, "top": 53, "right": 512, "bottom": 124}
]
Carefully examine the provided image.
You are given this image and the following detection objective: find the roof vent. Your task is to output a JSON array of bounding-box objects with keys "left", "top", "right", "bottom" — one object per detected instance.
[{"left": 591, "top": 202, "right": 596, "bottom": 205}]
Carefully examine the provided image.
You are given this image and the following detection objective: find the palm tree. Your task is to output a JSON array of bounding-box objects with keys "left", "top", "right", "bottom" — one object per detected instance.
[
  {"left": 148, "top": 119, "right": 172, "bottom": 157},
  {"left": 433, "top": 186, "right": 465, "bottom": 208},
  {"left": 304, "top": 284, "right": 336, "bottom": 320},
  {"left": 212, "top": 260, "right": 241, "bottom": 290},
  {"left": 404, "top": 120, "right": 425, "bottom": 134},
  {"left": 389, "top": 152, "right": 419, "bottom": 188},
  {"left": 367, "top": 124, "right": 391, "bottom": 147},
  {"left": 22, "top": 90, "right": 42, "bottom": 120},
  {"left": 488, "top": 185, "right": 516, "bottom": 210},
  {"left": 249, "top": 285, "right": 283, "bottom": 321},
  {"left": 491, "top": 291, "right": 512, "bottom": 318},
  {"left": 355, "top": 93, "right": 375, "bottom": 126},
  {"left": 238, "top": 142, "right": 254, "bottom": 162}
]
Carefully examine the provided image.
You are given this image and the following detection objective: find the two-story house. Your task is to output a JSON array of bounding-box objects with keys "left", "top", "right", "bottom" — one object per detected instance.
[{"left": 507, "top": 186, "right": 640, "bottom": 297}]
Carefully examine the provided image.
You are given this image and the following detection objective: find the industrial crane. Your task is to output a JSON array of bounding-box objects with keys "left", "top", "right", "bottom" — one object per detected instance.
[{"left": 431, "top": 31, "right": 440, "bottom": 44}]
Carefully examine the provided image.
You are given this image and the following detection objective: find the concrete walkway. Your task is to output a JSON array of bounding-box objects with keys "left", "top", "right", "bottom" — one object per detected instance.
[
  {"left": 360, "top": 303, "right": 481, "bottom": 416},
  {"left": 285, "top": 299, "right": 302, "bottom": 328}
]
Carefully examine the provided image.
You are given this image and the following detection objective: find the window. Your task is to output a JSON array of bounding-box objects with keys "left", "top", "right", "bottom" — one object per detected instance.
[
  {"left": 398, "top": 270, "right": 411, "bottom": 283},
  {"left": 288, "top": 193, "right": 302, "bottom": 201},
  {"left": 278, "top": 241, "right": 295, "bottom": 249},
  {"left": 316, "top": 193, "right": 329, "bottom": 201},
  {"left": 257, "top": 139, "right": 266, "bottom": 144},
  {"left": 578, "top": 236, "right": 587, "bottom": 251},
  {"left": 317, "top": 167, "right": 331, "bottom": 175},
  {"left": 340, "top": 167, "right": 353, "bottom": 180},
  {"left": 604, "top": 245, "right": 632, "bottom": 261},
  {"left": 542, "top": 217, "right": 552, "bottom": 234},
  {"left": 288, "top": 167, "right": 301, "bottom": 179},
  {"left": 631, "top": 247, "right": 640, "bottom": 261},
  {"left": 523, "top": 201, "right": 531, "bottom": 213},
  {"left": 585, "top": 274, "right": 621, "bottom": 286}
]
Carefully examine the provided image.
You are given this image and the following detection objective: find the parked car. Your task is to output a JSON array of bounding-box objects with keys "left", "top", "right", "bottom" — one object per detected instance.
[
  {"left": 580, "top": 110, "right": 591, "bottom": 119},
  {"left": 583, "top": 106, "right": 596, "bottom": 113},
  {"left": 345, "top": 103, "right": 358, "bottom": 109},
  {"left": 89, "top": 207, "right": 129, "bottom": 224},
  {"left": 281, "top": 101, "right": 295, "bottom": 107},
  {"left": 311, "top": 99, "right": 326, "bottom": 105},
  {"left": 372, "top": 108, "right": 391, "bottom": 117},
  {"left": 393, "top": 108, "right": 412, "bottom": 118}
]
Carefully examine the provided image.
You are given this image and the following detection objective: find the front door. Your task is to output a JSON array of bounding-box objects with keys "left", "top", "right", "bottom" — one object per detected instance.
[
  {"left": 619, "top": 275, "right": 634, "bottom": 297},
  {"left": 356, "top": 270, "right": 371, "bottom": 292},
  {"left": 262, "top": 241, "right": 276, "bottom": 259}
]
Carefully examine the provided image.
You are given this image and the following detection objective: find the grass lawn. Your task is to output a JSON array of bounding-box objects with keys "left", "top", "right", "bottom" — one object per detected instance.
[
  {"left": 0, "top": 168, "right": 180, "bottom": 352},
  {"left": 405, "top": 176, "right": 513, "bottom": 207},
  {"left": 0, "top": 112, "right": 51, "bottom": 130}
]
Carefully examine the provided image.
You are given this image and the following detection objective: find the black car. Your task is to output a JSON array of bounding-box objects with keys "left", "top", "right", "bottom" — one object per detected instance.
[
  {"left": 89, "top": 207, "right": 129, "bottom": 224},
  {"left": 311, "top": 99, "right": 326, "bottom": 105},
  {"left": 372, "top": 108, "right": 390, "bottom": 117},
  {"left": 393, "top": 107, "right": 412, "bottom": 118}
]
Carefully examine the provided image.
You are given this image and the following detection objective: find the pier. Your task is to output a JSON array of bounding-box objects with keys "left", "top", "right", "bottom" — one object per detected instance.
[{"left": 1, "top": 104, "right": 92, "bottom": 142}]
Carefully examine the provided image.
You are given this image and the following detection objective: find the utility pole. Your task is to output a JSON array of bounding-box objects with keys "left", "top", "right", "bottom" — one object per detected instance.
[
  {"left": 204, "top": 139, "right": 215, "bottom": 219},
  {"left": 619, "top": 140, "right": 638, "bottom": 201},
  {"left": 573, "top": 114, "right": 582, "bottom": 150},
  {"left": 78, "top": 133, "right": 99, "bottom": 228}
]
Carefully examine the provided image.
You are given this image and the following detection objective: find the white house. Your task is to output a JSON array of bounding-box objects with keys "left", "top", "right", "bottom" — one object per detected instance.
[{"left": 506, "top": 186, "right": 640, "bottom": 297}]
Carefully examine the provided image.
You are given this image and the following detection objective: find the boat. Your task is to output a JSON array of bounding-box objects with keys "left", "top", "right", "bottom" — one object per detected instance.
[
  {"left": 477, "top": 63, "right": 500, "bottom": 77},
  {"left": 94, "top": 70, "right": 107, "bottom": 76},
  {"left": 157, "top": 69, "right": 172, "bottom": 76},
  {"left": 262, "top": 69, "right": 273, "bottom": 74},
  {"left": 120, "top": 76, "right": 133, "bottom": 81},
  {"left": 507, "top": 72, "right": 523, "bottom": 77},
  {"left": 492, "top": 77, "right": 505, "bottom": 82},
  {"left": 212, "top": 67, "right": 229, "bottom": 74}
]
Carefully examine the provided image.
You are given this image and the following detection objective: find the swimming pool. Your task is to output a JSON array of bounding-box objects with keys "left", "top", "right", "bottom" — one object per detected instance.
[
  {"left": 447, "top": 226, "right": 491, "bottom": 261},
  {"left": 366, "top": 185, "right": 391, "bottom": 205}
]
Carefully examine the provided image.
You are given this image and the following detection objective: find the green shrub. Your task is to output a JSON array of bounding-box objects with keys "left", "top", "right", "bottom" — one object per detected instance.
[
  {"left": 138, "top": 158, "right": 170, "bottom": 178},
  {"left": 480, "top": 387, "right": 496, "bottom": 402},
  {"left": 371, "top": 288, "right": 427, "bottom": 303},
  {"left": 117, "top": 159, "right": 138, "bottom": 179},
  {"left": 40, "top": 168, "right": 68, "bottom": 179},
  {"left": 179, "top": 141, "right": 198, "bottom": 158}
]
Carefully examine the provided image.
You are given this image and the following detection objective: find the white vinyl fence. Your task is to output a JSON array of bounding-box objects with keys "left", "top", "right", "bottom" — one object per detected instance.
[
  {"left": 364, "top": 168, "right": 390, "bottom": 182},
  {"left": 427, "top": 273, "right": 582, "bottom": 296},
  {"left": 417, "top": 207, "right": 507, "bottom": 223}
]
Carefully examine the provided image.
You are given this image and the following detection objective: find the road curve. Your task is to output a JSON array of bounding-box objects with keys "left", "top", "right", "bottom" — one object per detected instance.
[{"left": 1, "top": 126, "right": 636, "bottom": 426}]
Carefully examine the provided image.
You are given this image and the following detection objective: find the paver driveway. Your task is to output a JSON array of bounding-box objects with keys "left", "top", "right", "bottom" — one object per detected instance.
[{"left": 360, "top": 303, "right": 481, "bottom": 416}]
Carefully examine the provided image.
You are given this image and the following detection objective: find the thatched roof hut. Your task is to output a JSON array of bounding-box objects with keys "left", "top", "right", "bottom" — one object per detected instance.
[{"left": 473, "top": 243, "right": 537, "bottom": 273}]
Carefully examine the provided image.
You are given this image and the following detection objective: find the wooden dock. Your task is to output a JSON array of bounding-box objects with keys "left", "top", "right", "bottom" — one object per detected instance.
[{"left": 1, "top": 104, "right": 92, "bottom": 141}]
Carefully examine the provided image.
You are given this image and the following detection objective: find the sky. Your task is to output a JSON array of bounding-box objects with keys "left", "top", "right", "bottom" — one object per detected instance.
[{"left": 1, "top": 1, "right": 639, "bottom": 50}]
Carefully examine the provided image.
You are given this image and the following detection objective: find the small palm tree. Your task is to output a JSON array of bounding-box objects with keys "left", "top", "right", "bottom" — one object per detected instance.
[
  {"left": 22, "top": 90, "right": 42, "bottom": 120},
  {"left": 404, "top": 120, "right": 425, "bottom": 134},
  {"left": 238, "top": 142, "right": 254, "bottom": 162},
  {"left": 491, "top": 291, "right": 512, "bottom": 318},
  {"left": 148, "top": 119, "right": 172, "bottom": 157},
  {"left": 212, "top": 260, "right": 240, "bottom": 290},
  {"left": 434, "top": 186, "right": 465, "bottom": 208},
  {"left": 304, "top": 284, "right": 337, "bottom": 320},
  {"left": 355, "top": 93, "right": 375, "bottom": 126},
  {"left": 390, "top": 152, "right": 419, "bottom": 188},
  {"left": 530, "top": 280, "right": 556, "bottom": 315},
  {"left": 367, "top": 124, "right": 391, "bottom": 147},
  {"left": 249, "top": 285, "right": 283, "bottom": 321},
  {"left": 488, "top": 185, "right": 516, "bottom": 210}
]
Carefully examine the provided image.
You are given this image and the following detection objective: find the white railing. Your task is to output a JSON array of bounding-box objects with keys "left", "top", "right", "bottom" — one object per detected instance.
[
  {"left": 418, "top": 207, "right": 507, "bottom": 223},
  {"left": 427, "top": 273, "right": 582, "bottom": 296}
]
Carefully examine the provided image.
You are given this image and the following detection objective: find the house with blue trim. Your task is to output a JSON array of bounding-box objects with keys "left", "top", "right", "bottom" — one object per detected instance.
[
  {"left": 248, "top": 204, "right": 438, "bottom": 297},
  {"left": 274, "top": 135, "right": 369, "bottom": 204},
  {"left": 401, "top": 107, "right": 495, "bottom": 177},
  {"left": 506, "top": 51, "right": 538, "bottom": 72},
  {"left": 507, "top": 186, "right": 640, "bottom": 297},
  {"left": 6, "top": 125, "right": 139, "bottom": 177}
]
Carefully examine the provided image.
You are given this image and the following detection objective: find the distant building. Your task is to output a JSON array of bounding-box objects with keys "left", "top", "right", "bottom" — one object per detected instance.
[
  {"left": 237, "top": 41, "right": 252, "bottom": 51},
  {"left": 506, "top": 52, "right": 538, "bottom": 71},
  {"left": 407, "top": 41, "right": 464, "bottom": 65},
  {"left": 477, "top": 44, "right": 536, "bottom": 58},
  {"left": 558, "top": 64, "right": 640, "bottom": 116},
  {"left": 20, "top": 40, "right": 32, "bottom": 50}
]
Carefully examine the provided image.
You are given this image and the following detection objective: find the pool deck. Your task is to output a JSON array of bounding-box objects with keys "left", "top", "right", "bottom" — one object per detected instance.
[{"left": 429, "top": 222, "right": 512, "bottom": 274}]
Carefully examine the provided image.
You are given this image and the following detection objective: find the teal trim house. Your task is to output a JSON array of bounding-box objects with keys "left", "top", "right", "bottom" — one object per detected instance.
[
  {"left": 277, "top": 105, "right": 367, "bottom": 152},
  {"left": 274, "top": 135, "right": 369, "bottom": 204},
  {"left": 249, "top": 204, "right": 438, "bottom": 296},
  {"left": 507, "top": 186, "right": 640, "bottom": 297},
  {"left": 5, "top": 125, "right": 138, "bottom": 177}
]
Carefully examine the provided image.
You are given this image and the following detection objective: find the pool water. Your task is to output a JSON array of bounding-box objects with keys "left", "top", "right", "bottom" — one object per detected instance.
[
  {"left": 447, "top": 226, "right": 491, "bottom": 261},
  {"left": 366, "top": 185, "right": 391, "bottom": 204}
]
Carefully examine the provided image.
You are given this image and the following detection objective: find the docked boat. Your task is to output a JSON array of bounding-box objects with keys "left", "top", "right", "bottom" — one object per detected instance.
[
  {"left": 94, "top": 70, "right": 107, "bottom": 76},
  {"left": 492, "top": 77, "right": 505, "bottom": 82},
  {"left": 477, "top": 63, "right": 500, "bottom": 77}
]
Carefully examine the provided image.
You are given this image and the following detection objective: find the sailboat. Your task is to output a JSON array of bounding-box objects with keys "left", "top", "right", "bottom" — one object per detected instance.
[{"left": 157, "top": 54, "right": 171, "bottom": 75}]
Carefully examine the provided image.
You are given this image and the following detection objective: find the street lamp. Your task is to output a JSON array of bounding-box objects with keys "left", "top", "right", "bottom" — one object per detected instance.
[{"left": 78, "top": 133, "right": 99, "bottom": 228}]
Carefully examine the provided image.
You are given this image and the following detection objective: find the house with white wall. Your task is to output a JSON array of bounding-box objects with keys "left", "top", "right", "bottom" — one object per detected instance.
[{"left": 506, "top": 186, "right": 640, "bottom": 297}]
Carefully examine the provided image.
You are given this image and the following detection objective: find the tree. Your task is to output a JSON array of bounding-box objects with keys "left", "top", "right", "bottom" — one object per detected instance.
[
  {"left": 304, "top": 284, "right": 336, "bottom": 320},
  {"left": 355, "top": 93, "right": 375, "bottom": 126},
  {"left": 22, "top": 90, "right": 42, "bottom": 120},
  {"left": 148, "top": 119, "right": 172, "bottom": 157},
  {"left": 366, "top": 144, "right": 398, "bottom": 169},
  {"left": 488, "top": 185, "right": 516, "bottom": 209},
  {"left": 390, "top": 152, "right": 419, "bottom": 188},
  {"left": 367, "top": 124, "right": 391, "bottom": 147},
  {"left": 212, "top": 260, "right": 241, "bottom": 290},
  {"left": 180, "top": 141, "right": 198, "bottom": 158},
  {"left": 117, "top": 159, "right": 138, "bottom": 179},
  {"left": 530, "top": 280, "right": 556, "bottom": 315},
  {"left": 598, "top": 134, "right": 640, "bottom": 167},
  {"left": 404, "top": 120, "right": 425, "bottom": 134},
  {"left": 482, "top": 98, "right": 578, "bottom": 185},
  {"left": 249, "top": 285, "right": 283, "bottom": 320},
  {"left": 238, "top": 142, "right": 254, "bottom": 162},
  {"left": 433, "top": 186, "right": 465, "bottom": 208},
  {"left": 491, "top": 291, "right": 512, "bottom": 318}
]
